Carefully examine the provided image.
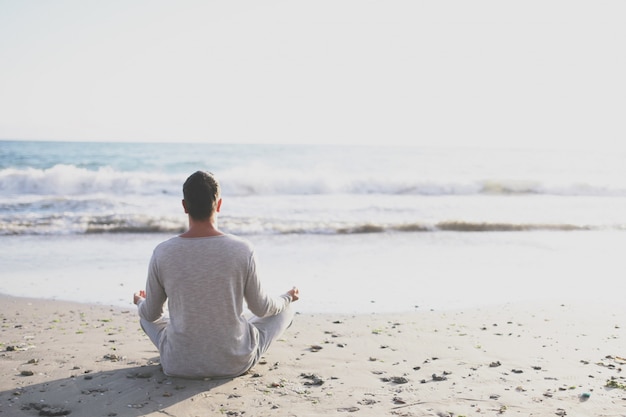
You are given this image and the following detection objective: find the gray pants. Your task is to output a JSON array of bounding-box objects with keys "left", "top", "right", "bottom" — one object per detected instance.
[{"left": 140, "top": 306, "right": 295, "bottom": 372}]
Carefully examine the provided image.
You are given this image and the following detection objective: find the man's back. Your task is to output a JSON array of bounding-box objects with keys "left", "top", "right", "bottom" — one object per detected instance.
[
  {"left": 134, "top": 171, "right": 298, "bottom": 379},
  {"left": 139, "top": 234, "right": 286, "bottom": 378}
]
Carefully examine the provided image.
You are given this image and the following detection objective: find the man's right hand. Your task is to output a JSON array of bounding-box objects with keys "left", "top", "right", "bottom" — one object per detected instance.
[{"left": 287, "top": 286, "right": 300, "bottom": 302}]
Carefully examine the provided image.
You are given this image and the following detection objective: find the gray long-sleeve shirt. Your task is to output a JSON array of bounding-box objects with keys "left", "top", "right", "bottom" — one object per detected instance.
[{"left": 138, "top": 234, "right": 291, "bottom": 378}]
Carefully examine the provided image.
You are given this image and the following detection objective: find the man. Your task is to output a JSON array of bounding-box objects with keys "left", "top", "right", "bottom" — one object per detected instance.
[{"left": 133, "top": 170, "right": 299, "bottom": 379}]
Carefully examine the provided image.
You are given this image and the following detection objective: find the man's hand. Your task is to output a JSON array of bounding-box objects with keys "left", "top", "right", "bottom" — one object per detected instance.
[
  {"left": 287, "top": 286, "right": 300, "bottom": 302},
  {"left": 133, "top": 290, "right": 146, "bottom": 305}
]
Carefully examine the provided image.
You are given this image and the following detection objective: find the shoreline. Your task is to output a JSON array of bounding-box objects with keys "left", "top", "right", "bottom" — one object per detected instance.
[
  {"left": 4, "top": 231, "right": 626, "bottom": 316},
  {"left": 1, "top": 294, "right": 625, "bottom": 416}
]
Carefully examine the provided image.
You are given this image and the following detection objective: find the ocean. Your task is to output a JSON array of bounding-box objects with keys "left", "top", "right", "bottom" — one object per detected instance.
[{"left": 1, "top": 140, "right": 625, "bottom": 313}]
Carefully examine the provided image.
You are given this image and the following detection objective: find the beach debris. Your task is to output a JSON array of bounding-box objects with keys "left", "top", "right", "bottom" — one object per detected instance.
[
  {"left": 309, "top": 345, "right": 323, "bottom": 352},
  {"left": 555, "top": 408, "right": 567, "bottom": 416},
  {"left": 605, "top": 378, "right": 626, "bottom": 390},
  {"left": 613, "top": 355, "right": 626, "bottom": 364},
  {"left": 301, "top": 373, "right": 324, "bottom": 386},
  {"left": 511, "top": 369, "right": 523, "bottom": 374},
  {"left": 23, "top": 403, "right": 71, "bottom": 416},
  {"left": 489, "top": 361, "right": 501, "bottom": 368},
  {"left": 81, "top": 388, "right": 108, "bottom": 395},
  {"left": 381, "top": 376, "right": 409, "bottom": 384},
  {"left": 337, "top": 406, "right": 359, "bottom": 412},
  {"left": 579, "top": 392, "right": 591, "bottom": 401},
  {"left": 103, "top": 353, "right": 124, "bottom": 361},
  {"left": 358, "top": 398, "right": 377, "bottom": 406},
  {"left": 431, "top": 373, "right": 448, "bottom": 382}
]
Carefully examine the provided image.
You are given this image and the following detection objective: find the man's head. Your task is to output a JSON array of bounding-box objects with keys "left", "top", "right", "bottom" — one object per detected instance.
[{"left": 182, "top": 171, "right": 221, "bottom": 220}]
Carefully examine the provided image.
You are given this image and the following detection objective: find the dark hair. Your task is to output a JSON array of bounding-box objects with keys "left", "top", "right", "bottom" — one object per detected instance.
[{"left": 183, "top": 171, "right": 221, "bottom": 220}]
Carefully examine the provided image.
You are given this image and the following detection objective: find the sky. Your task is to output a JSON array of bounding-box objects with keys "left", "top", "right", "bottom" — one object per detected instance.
[{"left": 0, "top": 1, "right": 624, "bottom": 149}]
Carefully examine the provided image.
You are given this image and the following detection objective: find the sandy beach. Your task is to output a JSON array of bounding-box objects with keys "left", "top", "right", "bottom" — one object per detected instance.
[{"left": 1, "top": 294, "right": 625, "bottom": 417}]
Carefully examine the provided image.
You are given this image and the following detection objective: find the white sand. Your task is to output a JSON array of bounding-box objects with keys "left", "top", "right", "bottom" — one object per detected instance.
[{"left": 1, "top": 294, "right": 625, "bottom": 416}]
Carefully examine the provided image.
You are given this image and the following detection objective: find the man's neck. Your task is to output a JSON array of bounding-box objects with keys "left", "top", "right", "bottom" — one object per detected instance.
[{"left": 180, "top": 217, "right": 223, "bottom": 238}]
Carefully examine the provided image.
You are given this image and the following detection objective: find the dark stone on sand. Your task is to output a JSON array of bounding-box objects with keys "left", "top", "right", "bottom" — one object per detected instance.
[
  {"left": 25, "top": 403, "right": 71, "bottom": 416},
  {"left": 301, "top": 373, "right": 324, "bottom": 386},
  {"left": 6, "top": 345, "right": 16, "bottom": 351},
  {"left": 103, "top": 354, "right": 123, "bottom": 361},
  {"left": 381, "top": 376, "right": 409, "bottom": 384},
  {"left": 337, "top": 407, "right": 359, "bottom": 412},
  {"left": 20, "top": 370, "right": 34, "bottom": 376}
]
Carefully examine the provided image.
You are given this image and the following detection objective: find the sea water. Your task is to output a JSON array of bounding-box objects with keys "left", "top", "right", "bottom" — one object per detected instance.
[{"left": 1, "top": 140, "right": 625, "bottom": 313}]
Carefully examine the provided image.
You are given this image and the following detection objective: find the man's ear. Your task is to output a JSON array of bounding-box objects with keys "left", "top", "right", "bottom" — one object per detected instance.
[
  {"left": 216, "top": 198, "right": 222, "bottom": 213},
  {"left": 182, "top": 199, "right": 189, "bottom": 213}
]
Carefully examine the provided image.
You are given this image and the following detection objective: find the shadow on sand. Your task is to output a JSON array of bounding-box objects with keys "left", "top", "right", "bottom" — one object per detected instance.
[{"left": 1, "top": 361, "right": 233, "bottom": 416}]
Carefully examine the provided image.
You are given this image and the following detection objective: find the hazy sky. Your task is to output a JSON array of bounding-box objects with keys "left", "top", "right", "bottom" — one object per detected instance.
[{"left": 0, "top": 1, "right": 624, "bottom": 149}]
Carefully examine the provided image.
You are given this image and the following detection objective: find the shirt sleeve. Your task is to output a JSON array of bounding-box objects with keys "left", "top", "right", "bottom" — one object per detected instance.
[{"left": 138, "top": 250, "right": 167, "bottom": 322}]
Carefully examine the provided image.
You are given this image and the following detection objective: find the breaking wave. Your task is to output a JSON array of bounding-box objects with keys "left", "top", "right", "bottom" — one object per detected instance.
[
  {"left": 0, "top": 215, "right": 606, "bottom": 236},
  {"left": 1, "top": 165, "right": 625, "bottom": 197}
]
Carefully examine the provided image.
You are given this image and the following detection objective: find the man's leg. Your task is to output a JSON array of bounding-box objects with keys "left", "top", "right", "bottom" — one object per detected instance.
[
  {"left": 249, "top": 306, "right": 295, "bottom": 360},
  {"left": 140, "top": 315, "right": 169, "bottom": 349}
]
